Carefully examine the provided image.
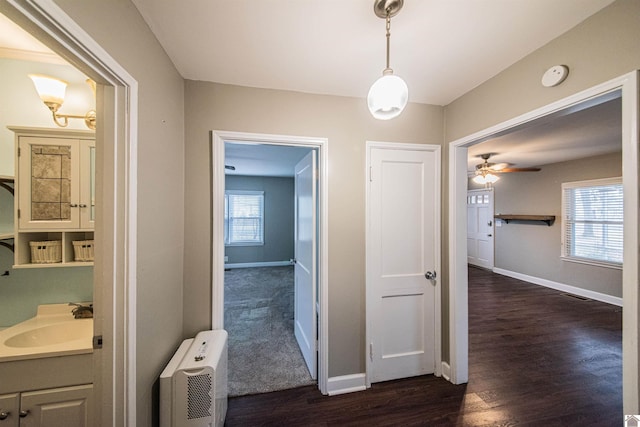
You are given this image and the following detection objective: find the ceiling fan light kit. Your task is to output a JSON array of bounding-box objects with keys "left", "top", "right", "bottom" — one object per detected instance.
[
  {"left": 473, "top": 153, "right": 541, "bottom": 186},
  {"left": 367, "top": 0, "right": 408, "bottom": 120}
]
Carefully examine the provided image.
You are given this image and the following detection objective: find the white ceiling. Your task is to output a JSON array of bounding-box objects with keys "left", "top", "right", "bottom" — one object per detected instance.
[
  {"left": 130, "top": 0, "right": 615, "bottom": 106},
  {"left": 225, "top": 143, "right": 311, "bottom": 177}
]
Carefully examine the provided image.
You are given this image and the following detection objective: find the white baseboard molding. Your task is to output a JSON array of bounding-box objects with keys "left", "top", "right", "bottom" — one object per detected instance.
[
  {"left": 224, "top": 260, "right": 293, "bottom": 269},
  {"left": 441, "top": 362, "right": 451, "bottom": 382},
  {"left": 327, "top": 374, "right": 367, "bottom": 396},
  {"left": 493, "top": 267, "right": 622, "bottom": 307}
]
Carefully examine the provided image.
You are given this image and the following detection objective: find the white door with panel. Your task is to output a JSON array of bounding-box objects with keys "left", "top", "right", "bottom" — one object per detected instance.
[
  {"left": 467, "top": 189, "right": 494, "bottom": 269},
  {"left": 367, "top": 144, "right": 440, "bottom": 383},
  {"left": 294, "top": 150, "right": 317, "bottom": 379}
]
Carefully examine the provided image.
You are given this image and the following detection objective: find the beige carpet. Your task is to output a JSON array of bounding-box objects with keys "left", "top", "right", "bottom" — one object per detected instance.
[{"left": 224, "top": 266, "right": 316, "bottom": 396}]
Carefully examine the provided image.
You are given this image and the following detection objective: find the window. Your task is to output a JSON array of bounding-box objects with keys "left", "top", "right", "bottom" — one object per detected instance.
[
  {"left": 561, "top": 177, "right": 622, "bottom": 267},
  {"left": 225, "top": 190, "right": 264, "bottom": 246}
]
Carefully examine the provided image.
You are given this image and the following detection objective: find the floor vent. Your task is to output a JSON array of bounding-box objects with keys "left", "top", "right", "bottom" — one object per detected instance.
[{"left": 562, "top": 293, "right": 590, "bottom": 301}]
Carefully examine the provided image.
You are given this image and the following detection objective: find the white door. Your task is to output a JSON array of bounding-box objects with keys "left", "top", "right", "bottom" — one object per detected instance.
[
  {"left": 294, "top": 150, "right": 317, "bottom": 379},
  {"left": 367, "top": 145, "right": 440, "bottom": 383},
  {"left": 467, "top": 189, "right": 494, "bottom": 269}
]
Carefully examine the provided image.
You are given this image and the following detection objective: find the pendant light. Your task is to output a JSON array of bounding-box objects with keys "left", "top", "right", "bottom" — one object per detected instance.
[{"left": 367, "top": 0, "right": 408, "bottom": 120}]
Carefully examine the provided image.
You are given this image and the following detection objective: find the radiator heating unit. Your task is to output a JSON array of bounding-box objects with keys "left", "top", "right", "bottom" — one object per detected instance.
[{"left": 160, "top": 330, "right": 228, "bottom": 427}]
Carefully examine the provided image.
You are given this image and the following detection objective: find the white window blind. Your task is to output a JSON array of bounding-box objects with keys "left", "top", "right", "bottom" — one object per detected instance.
[
  {"left": 562, "top": 177, "right": 623, "bottom": 267},
  {"left": 225, "top": 190, "right": 264, "bottom": 245}
]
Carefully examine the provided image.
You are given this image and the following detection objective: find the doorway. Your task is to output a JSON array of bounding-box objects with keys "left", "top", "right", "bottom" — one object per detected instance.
[
  {"left": 448, "top": 72, "right": 639, "bottom": 413},
  {"left": 211, "top": 130, "right": 329, "bottom": 395},
  {"left": 0, "top": 3, "right": 138, "bottom": 424},
  {"left": 222, "top": 142, "right": 316, "bottom": 395}
]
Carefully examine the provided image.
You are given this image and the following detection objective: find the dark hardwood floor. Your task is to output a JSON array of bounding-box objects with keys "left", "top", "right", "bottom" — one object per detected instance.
[{"left": 225, "top": 266, "right": 622, "bottom": 426}]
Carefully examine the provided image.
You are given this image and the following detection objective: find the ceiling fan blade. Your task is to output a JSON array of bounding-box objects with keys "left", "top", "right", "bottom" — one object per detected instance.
[{"left": 497, "top": 167, "right": 541, "bottom": 173}]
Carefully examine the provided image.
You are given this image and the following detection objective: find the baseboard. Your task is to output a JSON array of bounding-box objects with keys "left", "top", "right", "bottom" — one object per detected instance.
[
  {"left": 326, "top": 374, "right": 367, "bottom": 396},
  {"left": 441, "top": 362, "right": 451, "bottom": 382},
  {"left": 224, "top": 260, "right": 293, "bottom": 269},
  {"left": 492, "top": 267, "right": 622, "bottom": 307}
]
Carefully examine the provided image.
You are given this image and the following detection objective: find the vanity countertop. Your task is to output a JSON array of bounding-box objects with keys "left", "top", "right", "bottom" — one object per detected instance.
[{"left": 0, "top": 303, "right": 93, "bottom": 362}]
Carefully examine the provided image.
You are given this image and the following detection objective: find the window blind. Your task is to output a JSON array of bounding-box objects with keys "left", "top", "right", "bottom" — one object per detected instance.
[
  {"left": 562, "top": 178, "right": 623, "bottom": 265},
  {"left": 225, "top": 191, "right": 264, "bottom": 245}
]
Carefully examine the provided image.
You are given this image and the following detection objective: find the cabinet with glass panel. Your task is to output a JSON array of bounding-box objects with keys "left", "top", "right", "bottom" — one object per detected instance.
[{"left": 8, "top": 127, "right": 95, "bottom": 268}]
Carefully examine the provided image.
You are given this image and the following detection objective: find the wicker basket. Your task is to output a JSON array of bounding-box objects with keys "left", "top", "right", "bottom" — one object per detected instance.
[
  {"left": 30, "top": 240, "right": 62, "bottom": 264},
  {"left": 72, "top": 240, "right": 95, "bottom": 262}
]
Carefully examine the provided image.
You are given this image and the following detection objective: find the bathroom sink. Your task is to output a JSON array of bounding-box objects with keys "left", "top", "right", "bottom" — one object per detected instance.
[{"left": 4, "top": 321, "right": 92, "bottom": 348}]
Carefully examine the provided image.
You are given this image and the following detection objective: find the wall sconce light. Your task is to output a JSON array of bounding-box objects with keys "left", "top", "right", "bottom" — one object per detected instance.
[
  {"left": 367, "top": 0, "right": 408, "bottom": 120},
  {"left": 28, "top": 74, "right": 96, "bottom": 130}
]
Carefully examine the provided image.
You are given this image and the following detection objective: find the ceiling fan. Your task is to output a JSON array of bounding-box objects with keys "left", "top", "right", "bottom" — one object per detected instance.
[{"left": 473, "top": 153, "right": 540, "bottom": 185}]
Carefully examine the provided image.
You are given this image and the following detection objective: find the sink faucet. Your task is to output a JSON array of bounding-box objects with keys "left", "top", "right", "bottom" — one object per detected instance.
[{"left": 69, "top": 302, "right": 93, "bottom": 319}]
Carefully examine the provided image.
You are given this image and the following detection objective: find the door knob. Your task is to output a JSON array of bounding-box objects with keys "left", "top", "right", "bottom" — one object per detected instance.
[{"left": 424, "top": 271, "right": 437, "bottom": 280}]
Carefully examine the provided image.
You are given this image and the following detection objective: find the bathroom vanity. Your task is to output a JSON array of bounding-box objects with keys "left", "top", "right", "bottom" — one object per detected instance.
[{"left": 0, "top": 304, "right": 93, "bottom": 426}]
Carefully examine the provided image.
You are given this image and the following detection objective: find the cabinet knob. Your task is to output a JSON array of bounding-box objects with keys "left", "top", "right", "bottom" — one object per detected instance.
[
  {"left": 0, "top": 411, "right": 10, "bottom": 420},
  {"left": 70, "top": 203, "right": 79, "bottom": 208},
  {"left": 19, "top": 410, "right": 29, "bottom": 418},
  {"left": 79, "top": 204, "right": 88, "bottom": 208}
]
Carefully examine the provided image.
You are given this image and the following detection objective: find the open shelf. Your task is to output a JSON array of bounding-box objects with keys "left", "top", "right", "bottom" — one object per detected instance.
[{"left": 494, "top": 214, "right": 556, "bottom": 226}]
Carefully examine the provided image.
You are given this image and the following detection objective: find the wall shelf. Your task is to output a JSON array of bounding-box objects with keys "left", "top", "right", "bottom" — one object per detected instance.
[{"left": 494, "top": 214, "right": 556, "bottom": 226}]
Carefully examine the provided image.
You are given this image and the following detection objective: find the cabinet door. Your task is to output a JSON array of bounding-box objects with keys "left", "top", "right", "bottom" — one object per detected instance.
[
  {"left": 18, "top": 137, "right": 80, "bottom": 230},
  {"left": 19, "top": 384, "right": 92, "bottom": 427},
  {"left": 0, "top": 393, "right": 19, "bottom": 427}
]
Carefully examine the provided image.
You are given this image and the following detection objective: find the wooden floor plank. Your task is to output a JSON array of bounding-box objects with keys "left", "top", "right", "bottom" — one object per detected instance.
[{"left": 225, "top": 266, "right": 622, "bottom": 426}]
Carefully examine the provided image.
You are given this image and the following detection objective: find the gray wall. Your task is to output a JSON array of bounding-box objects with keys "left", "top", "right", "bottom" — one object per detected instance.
[
  {"left": 470, "top": 152, "right": 622, "bottom": 297},
  {"left": 183, "top": 81, "right": 444, "bottom": 377},
  {"left": 50, "top": 1, "right": 186, "bottom": 425},
  {"left": 225, "top": 175, "right": 294, "bottom": 264}
]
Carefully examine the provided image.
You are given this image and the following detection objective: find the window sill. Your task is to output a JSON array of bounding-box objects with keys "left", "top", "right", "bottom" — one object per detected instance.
[
  {"left": 225, "top": 242, "right": 265, "bottom": 247},
  {"left": 561, "top": 256, "right": 622, "bottom": 270}
]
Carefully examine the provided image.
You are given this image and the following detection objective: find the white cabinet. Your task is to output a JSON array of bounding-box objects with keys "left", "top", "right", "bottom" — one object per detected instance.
[
  {"left": 0, "top": 384, "right": 93, "bottom": 427},
  {"left": 8, "top": 127, "right": 95, "bottom": 268}
]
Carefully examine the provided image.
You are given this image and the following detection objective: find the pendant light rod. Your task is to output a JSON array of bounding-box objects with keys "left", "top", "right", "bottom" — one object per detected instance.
[
  {"left": 385, "top": 11, "right": 391, "bottom": 70},
  {"left": 368, "top": 0, "right": 408, "bottom": 120}
]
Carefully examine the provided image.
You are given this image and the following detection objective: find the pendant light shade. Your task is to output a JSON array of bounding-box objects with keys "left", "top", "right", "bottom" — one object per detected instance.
[
  {"left": 368, "top": 0, "right": 407, "bottom": 120},
  {"left": 368, "top": 70, "right": 408, "bottom": 120}
]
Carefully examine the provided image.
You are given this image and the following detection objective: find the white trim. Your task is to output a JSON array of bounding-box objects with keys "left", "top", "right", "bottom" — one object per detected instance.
[
  {"left": 224, "top": 261, "right": 292, "bottom": 269},
  {"left": 327, "top": 374, "right": 367, "bottom": 396},
  {"left": 441, "top": 362, "right": 451, "bottom": 382},
  {"left": 211, "top": 130, "right": 330, "bottom": 395},
  {"left": 365, "top": 140, "right": 442, "bottom": 387},
  {"left": 448, "top": 71, "right": 639, "bottom": 413},
  {"left": 493, "top": 267, "right": 623, "bottom": 307},
  {"left": 2, "top": 1, "right": 139, "bottom": 424}
]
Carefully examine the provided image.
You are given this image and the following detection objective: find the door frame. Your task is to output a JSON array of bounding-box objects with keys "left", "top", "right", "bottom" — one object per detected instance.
[
  {"left": 2, "top": 0, "right": 139, "bottom": 425},
  {"left": 211, "top": 130, "right": 329, "bottom": 394},
  {"left": 448, "top": 71, "right": 639, "bottom": 413},
  {"left": 365, "top": 140, "right": 442, "bottom": 388}
]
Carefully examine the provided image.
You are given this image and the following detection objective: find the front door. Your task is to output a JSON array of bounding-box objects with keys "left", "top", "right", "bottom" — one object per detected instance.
[
  {"left": 367, "top": 143, "right": 440, "bottom": 383},
  {"left": 294, "top": 151, "right": 317, "bottom": 379},
  {"left": 467, "top": 189, "right": 494, "bottom": 269}
]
